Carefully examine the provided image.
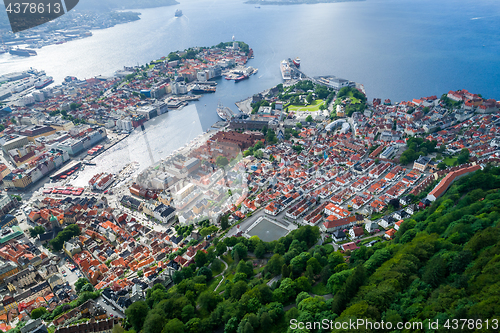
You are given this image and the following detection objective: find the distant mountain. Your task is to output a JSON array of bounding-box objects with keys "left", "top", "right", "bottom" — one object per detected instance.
[{"left": 77, "top": 0, "right": 179, "bottom": 10}]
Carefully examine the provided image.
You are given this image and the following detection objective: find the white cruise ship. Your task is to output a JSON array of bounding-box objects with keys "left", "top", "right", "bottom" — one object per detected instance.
[{"left": 280, "top": 60, "right": 291, "bottom": 80}]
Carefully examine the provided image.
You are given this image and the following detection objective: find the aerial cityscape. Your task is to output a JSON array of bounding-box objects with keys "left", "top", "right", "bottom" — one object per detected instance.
[{"left": 0, "top": 0, "right": 499, "bottom": 332}]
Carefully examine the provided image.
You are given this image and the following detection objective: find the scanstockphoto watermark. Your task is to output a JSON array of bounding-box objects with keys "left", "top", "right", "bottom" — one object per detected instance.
[
  {"left": 290, "top": 319, "right": 424, "bottom": 331},
  {"left": 3, "top": 0, "right": 79, "bottom": 33},
  {"left": 290, "top": 318, "right": 500, "bottom": 331}
]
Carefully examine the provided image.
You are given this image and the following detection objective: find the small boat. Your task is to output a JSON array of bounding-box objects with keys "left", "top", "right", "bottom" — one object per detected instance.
[{"left": 175, "top": 9, "right": 182, "bottom": 17}]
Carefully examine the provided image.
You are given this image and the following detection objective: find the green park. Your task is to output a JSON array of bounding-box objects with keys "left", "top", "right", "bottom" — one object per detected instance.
[{"left": 286, "top": 99, "right": 326, "bottom": 112}]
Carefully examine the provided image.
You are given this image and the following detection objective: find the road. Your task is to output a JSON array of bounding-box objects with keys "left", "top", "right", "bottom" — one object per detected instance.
[{"left": 96, "top": 296, "right": 125, "bottom": 318}]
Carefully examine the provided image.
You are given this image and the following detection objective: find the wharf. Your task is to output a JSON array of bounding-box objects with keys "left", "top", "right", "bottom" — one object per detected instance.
[
  {"left": 174, "top": 95, "right": 202, "bottom": 102},
  {"left": 83, "top": 133, "right": 129, "bottom": 162},
  {"left": 212, "top": 121, "right": 228, "bottom": 128},
  {"left": 192, "top": 81, "right": 217, "bottom": 86}
]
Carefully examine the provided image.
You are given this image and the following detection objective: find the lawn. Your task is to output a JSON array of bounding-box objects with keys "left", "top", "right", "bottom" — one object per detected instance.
[
  {"left": 287, "top": 99, "right": 325, "bottom": 112},
  {"left": 210, "top": 259, "right": 225, "bottom": 276},
  {"left": 444, "top": 156, "right": 458, "bottom": 166},
  {"left": 349, "top": 96, "right": 361, "bottom": 104},
  {"left": 221, "top": 254, "right": 234, "bottom": 266},
  {"left": 208, "top": 276, "right": 223, "bottom": 292},
  {"left": 311, "top": 282, "right": 330, "bottom": 296}
]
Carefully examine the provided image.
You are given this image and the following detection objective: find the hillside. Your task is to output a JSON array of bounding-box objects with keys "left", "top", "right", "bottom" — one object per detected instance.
[{"left": 121, "top": 164, "right": 500, "bottom": 333}]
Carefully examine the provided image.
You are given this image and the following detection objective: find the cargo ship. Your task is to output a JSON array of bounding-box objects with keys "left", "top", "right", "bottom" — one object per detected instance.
[
  {"left": 280, "top": 60, "right": 291, "bottom": 80},
  {"left": 293, "top": 57, "right": 301, "bottom": 67},
  {"left": 175, "top": 9, "right": 182, "bottom": 17},
  {"left": 191, "top": 84, "right": 216, "bottom": 93},
  {"left": 9, "top": 48, "right": 37, "bottom": 57},
  {"left": 35, "top": 76, "right": 54, "bottom": 89},
  {"left": 216, "top": 101, "right": 236, "bottom": 121}
]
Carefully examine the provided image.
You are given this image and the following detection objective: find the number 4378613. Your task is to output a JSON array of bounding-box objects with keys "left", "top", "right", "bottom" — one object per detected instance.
[
  {"left": 443, "top": 319, "right": 499, "bottom": 330},
  {"left": 6, "top": 2, "right": 62, "bottom": 14}
]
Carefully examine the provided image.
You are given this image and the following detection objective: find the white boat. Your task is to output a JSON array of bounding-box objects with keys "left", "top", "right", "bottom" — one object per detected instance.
[
  {"left": 280, "top": 60, "right": 291, "bottom": 80},
  {"left": 216, "top": 101, "right": 235, "bottom": 121}
]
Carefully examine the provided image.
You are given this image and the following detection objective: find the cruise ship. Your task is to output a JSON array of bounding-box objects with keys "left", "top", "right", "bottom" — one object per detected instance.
[
  {"left": 280, "top": 60, "right": 291, "bottom": 80},
  {"left": 175, "top": 9, "right": 182, "bottom": 17},
  {"left": 35, "top": 76, "right": 54, "bottom": 89}
]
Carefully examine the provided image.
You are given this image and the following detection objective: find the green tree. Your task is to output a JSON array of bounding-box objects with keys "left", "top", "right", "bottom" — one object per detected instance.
[
  {"left": 254, "top": 242, "right": 266, "bottom": 258},
  {"left": 29, "top": 226, "right": 45, "bottom": 238},
  {"left": 216, "top": 242, "right": 227, "bottom": 256},
  {"left": 305, "top": 115, "right": 313, "bottom": 122},
  {"left": 125, "top": 301, "right": 149, "bottom": 332},
  {"left": 295, "top": 276, "right": 311, "bottom": 292},
  {"left": 195, "top": 250, "right": 208, "bottom": 267},
  {"left": 438, "top": 161, "right": 447, "bottom": 170},
  {"left": 75, "top": 278, "right": 90, "bottom": 293},
  {"left": 80, "top": 283, "right": 94, "bottom": 293},
  {"left": 274, "top": 243, "right": 285, "bottom": 255},
  {"left": 231, "top": 280, "right": 248, "bottom": 299},
  {"left": 216, "top": 156, "right": 229, "bottom": 168},
  {"left": 30, "top": 307, "right": 47, "bottom": 319},
  {"left": 457, "top": 148, "right": 470, "bottom": 164},
  {"left": 143, "top": 313, "right": 165, "bottom": 333},
  {"left": 200, "top": 225, "right": 218, "bottom": 238},
  {"left": 306, "top": 257, "right": 322, "bottom": 275},
  {"left": 181, "top": 304, "right": 195, "bottom": 322},
  {"left": 260, "top": 312, "right": 272, "bottom": 329},
  {"left": 198, "top": 290, "right": 220, "bottom": 312},
  {"left": 422, "top": 256, "right": 446, "bottom": 287},
  {"left": 296, "top": 122, "right": 302, "bottom": 129},
  {"left": 267, "top": 254, "right": 284, "bottom": 275},
  {"left": 162, "top": 318, "right": 185, "bottom": 333},
  {"left": 221, "top": 215, "right": 230, "bottom": 230},
  {"left": 231, "top": 243, "right": 248, "bottom": 260},
  {"left": 197, "top": 266, "right": 213, "bottom": 280},
  {"left": 236, "top": 260, "right": 253, "bottom": 278},
  {"left": 306, "top": 93, "right": 313, "bottom": 104}
]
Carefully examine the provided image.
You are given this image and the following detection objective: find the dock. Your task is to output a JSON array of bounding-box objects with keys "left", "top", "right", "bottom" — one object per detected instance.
[{"left": 212, "top": 121, "right": 228, "bottom": 128}]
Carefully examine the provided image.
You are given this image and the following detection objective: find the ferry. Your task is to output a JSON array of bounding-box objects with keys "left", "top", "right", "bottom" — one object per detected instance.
[
  {"left": 280, "top": 60, "right": 291, "bottom": 80},
  {"left": 293, "top": 57, "right": 301, "bottom": 67}
]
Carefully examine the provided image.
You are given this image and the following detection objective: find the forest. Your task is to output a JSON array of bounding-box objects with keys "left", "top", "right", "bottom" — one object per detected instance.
[{"left": 121, "top": 165, "right": 500, "bottom": 333}]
